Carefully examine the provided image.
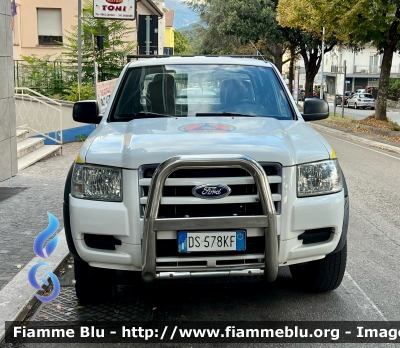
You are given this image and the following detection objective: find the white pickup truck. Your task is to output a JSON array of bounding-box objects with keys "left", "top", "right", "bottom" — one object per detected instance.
[{"left": 63, "top": 56, "right": 349, "bottom": 304}]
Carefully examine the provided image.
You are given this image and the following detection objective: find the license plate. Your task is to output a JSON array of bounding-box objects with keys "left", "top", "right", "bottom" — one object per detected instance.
[{"left": 178, "top": 231, "right": 246, "bottom": 253}]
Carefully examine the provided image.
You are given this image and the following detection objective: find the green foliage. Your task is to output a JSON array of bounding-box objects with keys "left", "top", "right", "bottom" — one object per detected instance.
[
  {"left": 388, "top": 117, "right": 400, "bottom": 131},
  {"left": 63, "top": 82, "right": 95, "bottom": 102},
  {"left": 184, "top": 1, "right": 263, "bottom": 56},
  {"left": 388, "top": 78, "right": 400, "bottom": 100},
  {"left": 17, "top": 0, "right": 135, "bottom": 100},
  {"left": 62, "top": 0, "right": 136, "bottom": 83},
  {"left": 278, "top": 0, "right": 400, "bottom": 119},
  {"left": 16, "top": 55, "right": 75, "bottom": 97},
  {"left": 174, "top": 30, "right": 192, "bottom": 54},
  {"left": 76, "top": 134, "right": 88, "bottom": 142}
]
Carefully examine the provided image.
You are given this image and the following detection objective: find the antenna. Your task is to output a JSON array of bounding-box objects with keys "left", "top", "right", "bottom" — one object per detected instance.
[{"left": 249, "top": 41, "right": 267, "bottom": 62}]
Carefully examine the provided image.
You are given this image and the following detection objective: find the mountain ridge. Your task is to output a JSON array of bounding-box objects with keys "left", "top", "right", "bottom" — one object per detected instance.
[{"left": 164, "top": 0, "right": 199, "bottom": 30}]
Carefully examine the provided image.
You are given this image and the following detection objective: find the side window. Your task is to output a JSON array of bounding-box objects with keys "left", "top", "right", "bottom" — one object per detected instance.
[
  {"left": 114, "top": 69, "right": 143, "bottom": 117},
  {"left": 269, "top": 73, "right": 291, "bottom": 117}
]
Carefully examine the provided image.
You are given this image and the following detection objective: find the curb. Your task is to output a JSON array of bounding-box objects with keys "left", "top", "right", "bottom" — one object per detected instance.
[
  {"left": 310, "top": 123, "right": 400, "bottom": 154},
  {"left": 0, "top": 229, "right": 69, "bottom": 342},
  {"left": 325, "top": 119, "right": 400, "bottom": 138}
]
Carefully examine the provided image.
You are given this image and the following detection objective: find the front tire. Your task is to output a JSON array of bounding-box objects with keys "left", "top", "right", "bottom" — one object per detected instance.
[
  {"left": 74, "top": 259, "right": 116, "bottom": 304},
  {"left": 290, "top": 242, "right": 347, "bottom": 293}
]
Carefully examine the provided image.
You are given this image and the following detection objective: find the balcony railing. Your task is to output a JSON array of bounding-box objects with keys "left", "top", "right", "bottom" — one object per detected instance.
[
  {"left": 353, "top": 65, "right": 400, "bottom": 74},
  {"left": 330, "top": 65, "right": 400, "bottom": 75}
]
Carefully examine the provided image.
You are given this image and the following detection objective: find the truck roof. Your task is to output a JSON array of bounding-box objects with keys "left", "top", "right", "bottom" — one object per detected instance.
[{"left": 127, "top": 56, "right": 273, "bottom": 68}]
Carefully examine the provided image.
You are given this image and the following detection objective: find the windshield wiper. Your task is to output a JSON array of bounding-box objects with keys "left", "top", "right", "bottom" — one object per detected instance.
[
  {"left": 195, "top": 112, "right": 256, "bottom": 117},
  {"left": 116, "top": 112, "right": 172, "bottom": 119}
]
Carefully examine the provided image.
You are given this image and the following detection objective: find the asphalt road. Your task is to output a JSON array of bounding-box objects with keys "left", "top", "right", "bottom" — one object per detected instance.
[{"left": 3, "top": 129, "right": 400, "bottom": 348}]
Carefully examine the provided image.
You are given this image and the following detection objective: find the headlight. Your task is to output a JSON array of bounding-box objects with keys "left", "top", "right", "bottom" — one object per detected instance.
[
  {"left": 71, "top": 164, "right": 122, "bottom": 201},
  {"left": 297, "top": 159, "right": 342, "bottom": 197}
]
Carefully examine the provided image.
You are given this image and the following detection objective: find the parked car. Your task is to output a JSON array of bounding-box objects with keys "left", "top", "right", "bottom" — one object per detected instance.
[
  {"left": 365, "top": 86, "right": 374, "bottom": 94},
  {"left": 356, "top": 89, "right": 365, "bottom": 94},
  {"left": 344, "top": 91, "right": 355, "bottom": 105},
  {"left": 347, "top": 93, "right": 375, "bottom": 109},
  {"left": 335, "top": 95, "right": 343, "bottom": 106},
  {"left": 298, "top": 89, "right": 305, "bottom": 101}
]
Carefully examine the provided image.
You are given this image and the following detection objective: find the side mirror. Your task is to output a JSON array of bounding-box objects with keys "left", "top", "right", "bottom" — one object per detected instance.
[
  {"left": 302, "top": 98, "right": 329, "bottom": 122},
  {"left": 73, "top": 100, "right": 102, "bottom": 124}
]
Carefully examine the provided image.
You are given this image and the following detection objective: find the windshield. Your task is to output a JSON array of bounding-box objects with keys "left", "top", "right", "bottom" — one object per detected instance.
[
  {"left": 110, "top": 64, "right": 294, "bottom": 121},
  {"left": 359, "top": 93, "right": 374, "bottom": 98}
]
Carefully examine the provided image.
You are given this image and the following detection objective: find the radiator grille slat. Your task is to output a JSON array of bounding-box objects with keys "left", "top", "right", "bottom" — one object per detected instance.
[{"left": 139, "top": 164, "right": 282, "bottom": 218}]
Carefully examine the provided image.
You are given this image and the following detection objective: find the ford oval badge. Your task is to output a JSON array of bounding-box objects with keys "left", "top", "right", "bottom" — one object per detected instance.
[{"left": 192, "top": 184, "right": 231, "bottom": 199}]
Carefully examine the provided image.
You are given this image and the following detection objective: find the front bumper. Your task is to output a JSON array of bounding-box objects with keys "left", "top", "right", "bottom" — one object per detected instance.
[
  {"left": 357, "top": 101, "right": 375, "bottom": 108},
  {"left": 68, "top": 155, "right": 345, "bottom": 279}
]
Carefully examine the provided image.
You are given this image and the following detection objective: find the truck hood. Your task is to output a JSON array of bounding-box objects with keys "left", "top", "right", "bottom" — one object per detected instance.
[{"left": 84, "top": 117, "right": 330, "bottom": 168}]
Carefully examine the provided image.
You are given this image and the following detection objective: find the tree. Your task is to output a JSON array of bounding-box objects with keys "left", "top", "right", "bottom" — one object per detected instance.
[
  {"left": 277, "top": 0, "right": 338, "bottom": 98},
  {"left": 174, "top": 30, "right": 192, "bottom": 54},
  {"left": 62, "top": 0, "right": 136, "bottom": 83},
  {"left": 180, "top": 22, "right": 260, "bottom": 56},
  {"left": 278, "top": 0, "right": 400, "bottom": 121},
  {"left": 185, "top": 0, "right": 292, "bottom": 72}
]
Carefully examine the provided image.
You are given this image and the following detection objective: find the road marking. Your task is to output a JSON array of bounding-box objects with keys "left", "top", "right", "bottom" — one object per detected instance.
[
  {"left": 342, "top": 272, "right": 388, "bottom": 321},
  {"left": 320, "top": 132, "right": 400, "bottom": 160}
]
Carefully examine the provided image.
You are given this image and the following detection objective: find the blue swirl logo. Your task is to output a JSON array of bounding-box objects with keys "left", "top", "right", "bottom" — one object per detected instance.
[{"left": 28, "top": 212, "right": 61, "bottom": 302}]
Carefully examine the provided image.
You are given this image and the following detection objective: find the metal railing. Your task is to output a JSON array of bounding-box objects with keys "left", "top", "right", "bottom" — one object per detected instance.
[
  {"left": 14, "top": 60, "right": 77, "bottom": 96},
  {"left": 353, "top": 65, "right": 400, "bottom": 74},
  {"left": 141, "top": 154, "right": 278, "bottom": 283},
  {"left": 15, "top": 88, "right": 63, "bottom": 144}
]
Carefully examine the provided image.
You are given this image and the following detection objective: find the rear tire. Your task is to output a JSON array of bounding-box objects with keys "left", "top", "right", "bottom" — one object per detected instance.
[
  {"left": 290, "top": 242, "right": 347, "bottom": 293},
  {"left": 74, "top": 259, "right": 116, "bottom": 304}
]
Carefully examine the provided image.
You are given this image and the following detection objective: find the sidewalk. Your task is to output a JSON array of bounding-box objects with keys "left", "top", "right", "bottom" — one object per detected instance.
[
  {"left": 0, "top": 142, "right": 81, "bottom": 290},
  {"left": 312, "top": 120, "right": 400, "bottom": 153}
]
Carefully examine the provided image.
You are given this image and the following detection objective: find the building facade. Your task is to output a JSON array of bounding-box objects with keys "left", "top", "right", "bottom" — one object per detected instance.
[
  {"left": 284, "top": 44, "right": 400, "bottom": 97},
  {"left": 0, "top": 0, "right": 17, "bottom": 182},
  {"left": 164, "top": 9, "right": 174, "bottom": 55},
  {"left": 323, "top": 45, "right": 400, "bottom": 95},
  {"left": 12, "top": 0, "right": 166, "bottom": 61}
]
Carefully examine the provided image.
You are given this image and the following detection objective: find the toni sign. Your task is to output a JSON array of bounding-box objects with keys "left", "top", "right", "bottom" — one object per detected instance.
[{"left": 93, "top": 0, "right": 136, "bottom": 20}]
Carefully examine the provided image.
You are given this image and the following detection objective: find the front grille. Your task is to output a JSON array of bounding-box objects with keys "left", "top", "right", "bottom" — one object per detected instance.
[{"left": 139, "top": 163, "right": 282, "bottom": 218}]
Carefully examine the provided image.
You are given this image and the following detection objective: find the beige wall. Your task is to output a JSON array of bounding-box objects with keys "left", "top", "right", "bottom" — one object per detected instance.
[
  {"left": 13, "top": 0, "right": 166, "bottom": 60},
  {"left": 13, "top": 0, "right": 78, "bottom": 60}
]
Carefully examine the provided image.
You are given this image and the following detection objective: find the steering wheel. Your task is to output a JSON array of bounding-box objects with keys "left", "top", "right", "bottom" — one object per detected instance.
[{"left": 224, "top": 99, "right": 267, "bottom": 114}]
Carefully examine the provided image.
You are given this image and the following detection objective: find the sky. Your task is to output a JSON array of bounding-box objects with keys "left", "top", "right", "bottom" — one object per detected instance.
[{"left": 164, "top": 0, "right": 199, "bottom": 29}]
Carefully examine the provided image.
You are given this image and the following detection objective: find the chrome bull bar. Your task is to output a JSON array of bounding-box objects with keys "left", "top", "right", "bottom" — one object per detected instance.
[{"left": 141, "top": 154, "right": 278, "bottom": 283}]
